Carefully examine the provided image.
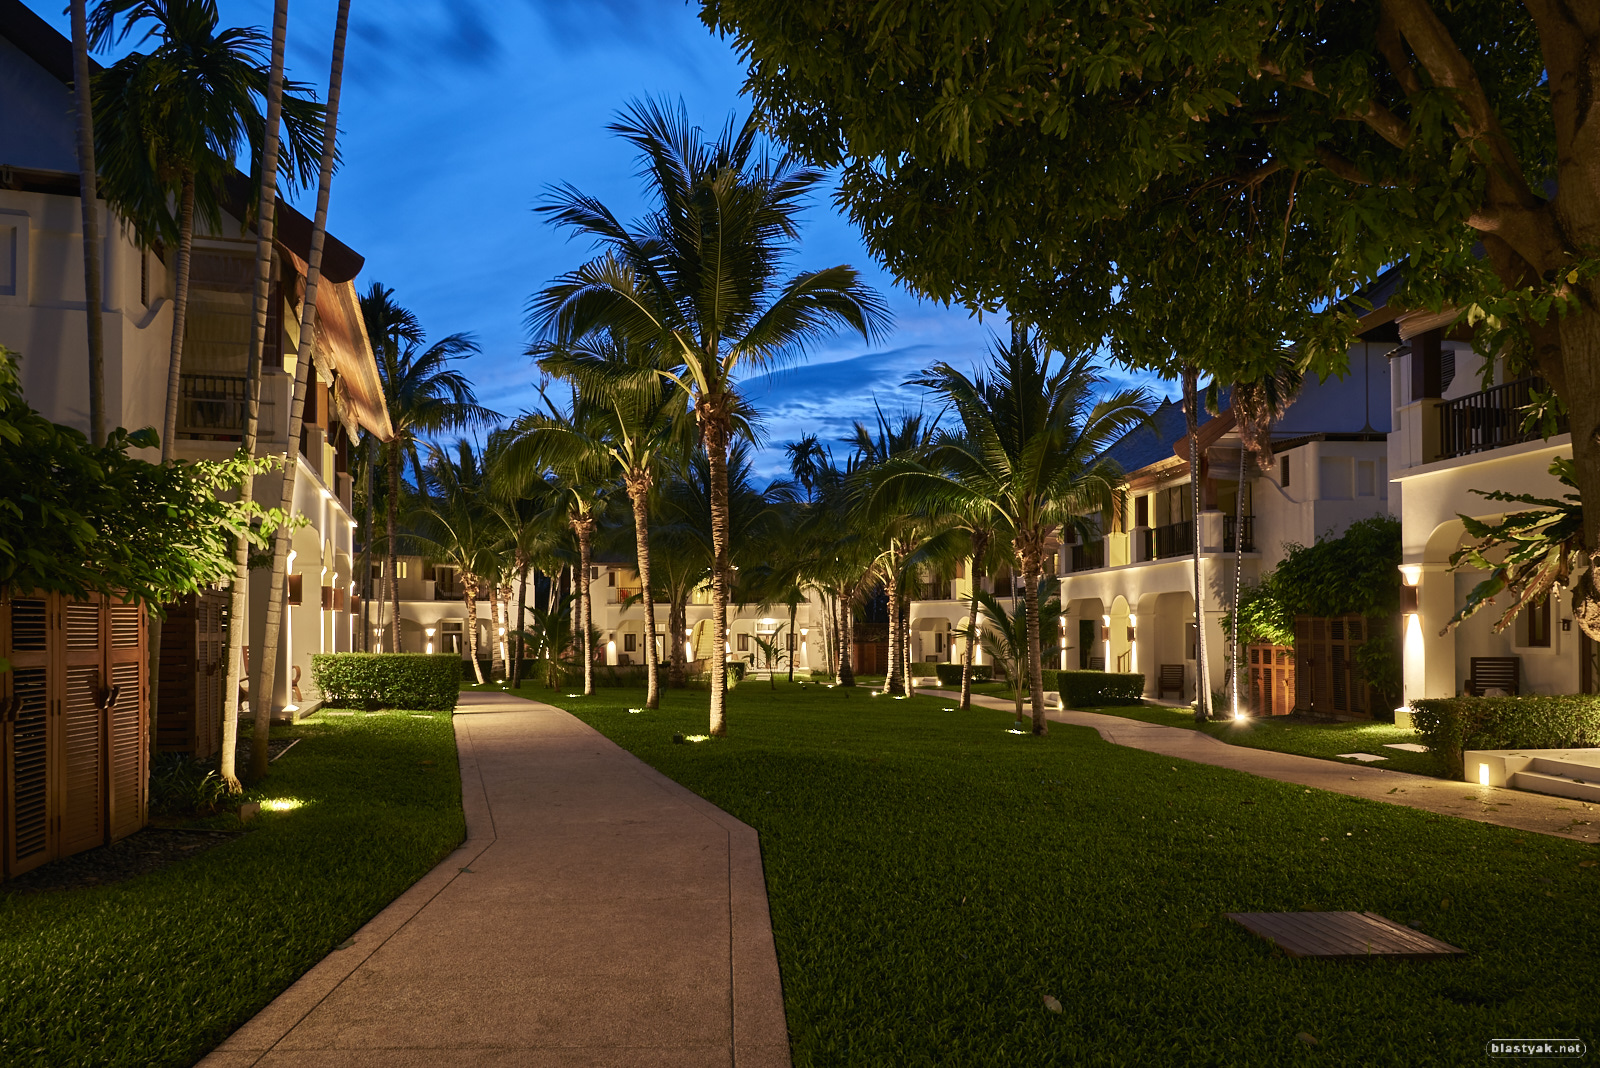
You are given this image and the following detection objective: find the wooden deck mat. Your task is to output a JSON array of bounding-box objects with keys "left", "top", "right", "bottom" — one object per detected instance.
[{"left": 1225, "top": 911, "right": 1466, "bottom": 960}]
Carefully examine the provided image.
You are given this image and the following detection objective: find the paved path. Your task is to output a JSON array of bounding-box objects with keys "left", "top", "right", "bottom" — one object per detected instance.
[
  {"left": 918, "top": 689, "right": 1599, "bottom": 843},
  {"left": 203, "top": 692, "right": 790, "bottom": 1068}
]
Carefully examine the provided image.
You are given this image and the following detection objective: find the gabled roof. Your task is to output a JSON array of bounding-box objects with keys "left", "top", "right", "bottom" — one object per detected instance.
[{"left": 1102, "top": 397, "right": 1214, "bottom": 477}]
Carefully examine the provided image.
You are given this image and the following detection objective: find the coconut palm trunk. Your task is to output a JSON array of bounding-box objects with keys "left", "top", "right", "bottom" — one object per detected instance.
[
  {"left": 251, "top": 0, "right": 350, "bottom": 780},
  {"left": 386, "top": 439, "right": 404, "bottom": 652},
  {"left": 362, "top": 434, "right": 374, "bottom": 650},
  {"left": 700, "top": 399, "right": 733, "bottom": 735},
  {"left": 903, "top": 597, "right": 915, "bottom": 696},
  {"left": 463, "top": 575, "right": 485, "bottom": 683},
  {"left": 839, "top": 581, "right": 857, "bottom": 687},
  {"left": 488, "top": 580, "right": 504, "bottom": 680},
  {"left": 512, "top": 557, "right": 529, "bottom": 687},
  {"left": 668, "top": 596, "right": 686, "bottom": 688},
  {"left": 1020, "top": 546, "right": 1048, "bottom": 734},
  {"left": 882, "top": 564, "right": 902, "bottom": 695},
  {"left": 1183, "top": 364, "right": 1211, "bottom": 722},
  {"left": 787, "top": 600, "right": 797, "bottom": 683},
  {"left": 219, "top": 0, "right": 288, "bottom": 792},
  {"left": 573, "top": 514, "right": 595, "bottom": 695},
  {"left": 1231, "top": 459, "right": 1247, "bottom": 717},
  {"left": 960, "top": 531, "right": 987, "bottom": 709},
  {"left": 69, "top": 0, "right": 105, "bottom": 447},
  {"left": 625, "top": 475, "right": 662, "bottom": 708}
]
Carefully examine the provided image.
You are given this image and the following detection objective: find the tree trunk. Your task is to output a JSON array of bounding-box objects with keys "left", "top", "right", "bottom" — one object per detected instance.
[
  {"left": 1021, "top": 547, "right": 1048, "bottom": 735},
  {"left": 488, "top": 580, "right": 504, "bottom": 680},
  {"left": 903, "top": 594, "right": 915, "bottom": 697},
  {"left": 573, "top": 514, "right": 595, "bottom": 695},
  {"left": 161, "top": 176, "right": 197, "bottom": 465},
  {"left": 699, "top": 396, "right": 733, "bottom": 735},
  {"left": 668, "top": 595, "right": 686, "bottom": 688},
  {"left": 463, "top": 577, "right": 485, "bottom": 684},
  {"left": 362, "top": 434, "right": 374, "bottom": 651},
  {"left": 512, "top": 555, "right": 528, "bottom": 687},
  {"left": 883, "top": 563, "right": 902, "bottom": 695},
  {"left": 251, "top": 0, "right": 349, "bottom": 780},
  {"left": 961, "top": 530, "right": 987, "bottom": 710},
  {"left": 386, "top": 438, "right": 404, "bottom": 652},
  {"left": 70, "top": 0, "right": 105, "bottom": 448},
  {"left": 787, "top": 600, "right": 797, "bottom": 683},
  {"left": 1231, "top": 459, "right": 1247, "bottom": 718},
  {"left": 839, "top": 583, "right": 856, "bottom": 686},
  {"left": 626, "top": 475, "right": 661, "bottom": 708},
  {"left": 1183, "top": 365, "right": 1212, "bottom": 722},
  {"left": 220, "top": 0, "right": 288, "bottom": 793}
]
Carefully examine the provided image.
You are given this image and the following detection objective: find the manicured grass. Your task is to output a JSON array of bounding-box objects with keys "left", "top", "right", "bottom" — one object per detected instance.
[
  {"left": 0, "top": 709, "right": 464, "bottom": 1068},
  {"left": 1085, "top": 702, "right": 1447, "bottom": 777},
  {"left": 522, "top": 680, "right": 1597, "bottom": 1067}
]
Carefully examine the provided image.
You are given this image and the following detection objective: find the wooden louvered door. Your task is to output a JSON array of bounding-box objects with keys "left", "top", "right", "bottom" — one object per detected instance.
[
  {"left": 107, "top": 600, "right": 146, "bottom": 840},
  {"left": 3, "top": 592, "right": 54, "bottom": 877},
  {"left": 59, "top": 597, "right": 107, "bottom": 856}
]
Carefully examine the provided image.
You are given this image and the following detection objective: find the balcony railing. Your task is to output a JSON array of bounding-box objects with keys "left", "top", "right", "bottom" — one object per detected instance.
[
  {"left": 1224, "top": 515, "right": 1255, "bottom": 554},
  {"left": 1438, "top": 376, "right": 1567, "bottom": 460},
  {"left": 615, "top": 586, "right": 639, "bottom": 605},
  {"left": 1070, "top": 539, "right": 1104, "bottom": 572},
  {"left": 177, "top": 373, "right": 275, "bottom": 440},
  {"left": 1153, "top": 519, "right": 1193, "bottom": 560},
  {"left": 911, "top": 580, "right": 954, "bottom": 601}
]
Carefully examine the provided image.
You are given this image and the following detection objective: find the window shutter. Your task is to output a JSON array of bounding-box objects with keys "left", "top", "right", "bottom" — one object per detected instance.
[
  {"left": 59, "top": 598, "right": 107, "bottom": 856},
  {"left": 107, "top": 600, "right": 145, "bottom": 840},
  {"left": 288, "top": 575, "right": 303, "bottom": 606}
]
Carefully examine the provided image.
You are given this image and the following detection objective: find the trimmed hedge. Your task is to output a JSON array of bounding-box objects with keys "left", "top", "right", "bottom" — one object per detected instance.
[
  {"left": 311, "top": 653, "right": 462, "bottom": 711},
  {"left": 934, "top": 663, "right": 993, "bottom": 686},
  {"left": 1046, "top": 669, "right": 1146, "bottom": 708},
  {"left": 1409, "top": 694, "right": 1600, "bottom": 779}
]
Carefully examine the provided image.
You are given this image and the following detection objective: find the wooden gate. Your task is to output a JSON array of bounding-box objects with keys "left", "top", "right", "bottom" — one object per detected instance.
[
  {"left": 1293, "top": 615, "right": 1374, "bottom": 717},
  {"left": 157, "top": 590, "right": 226, "bottom": 757},
  {"left": 2, "top": 590, "right": 147, "bottom": 880},
  {"left": 1247, "top": 643, "right": 1295, "bottom": 716}
]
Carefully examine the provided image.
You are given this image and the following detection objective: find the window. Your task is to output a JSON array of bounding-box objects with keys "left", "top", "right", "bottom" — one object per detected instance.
[
  {"left": 607, "top": 570, "right": 615, "bottom": 587},
  {"left": 441, "top": 621, "right": 463, "bottom": 654},
  {"left": 590, "top": 566, "right": 599, "bottom": 581},
  {"left": 1357, "top": 461, "right": 1376, "bottom": 497},
  {"left": 1319, "top": 457, "right": 1353, "bottom": 500},
  {"left": 786, "top": 633, "right": 795, "bottom": 651},
  {"left": 935, "top": 632, "right": 945, "bottom": 653},
  {"left": 395, "top": 560, "right": 409, "bottom": 579},
  {"left": 1135, "top": 495, "right": 1149, "bottom": 528},
  {"left": 737, "top": 633, "right": 750, "bottom": 652},
  {"left": 1185, "top": 622, "right": 1197, "bottom": 660},
  {"left": 1280, "top": 455, "right": 1290, "bottom": 487},
  {"left": 1528, "top": 595, "right": 1552, "bottom": 648},
  {"left": 623, "top": 633, "right": 636, "bottom": 652},
  {"left": 140, "top": 248, "right": 150, "bottom": 306}
]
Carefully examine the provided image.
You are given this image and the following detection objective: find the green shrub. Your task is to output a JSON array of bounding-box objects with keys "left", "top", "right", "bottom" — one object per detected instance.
[
  {"left": 311, "top": 653, "right": 462, "bottom": 711},
  {"left": 726, "top": 660, "right": 748, "bottom": 683},
  {"left": 1409, "top": 694, "right": 1600, "bottom": 779},
  {"left": 148, "top": 753, "right": 231, "bottom": 818},
  {"left": 1048, "top": 669, "right": 1146, "bottom": 707},
  {"left": 934, "top": 662, "right": 992, "bottom": 686}
]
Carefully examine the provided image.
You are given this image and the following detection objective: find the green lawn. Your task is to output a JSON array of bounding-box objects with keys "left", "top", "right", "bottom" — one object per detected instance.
[
  {"left": 503, "top": 679, "right": 1598, "bottom": 1067},
  {"left": 1082, "top": 702, "right": 1447, "bottom": 778},
  {"left": 0, "top": 709, "right": 465, "bottom": 1068}
]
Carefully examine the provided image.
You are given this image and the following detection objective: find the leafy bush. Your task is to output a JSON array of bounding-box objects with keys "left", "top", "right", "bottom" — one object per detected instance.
[
  {"left": 934, "top": 662, "right": 992, "bottom": 686},
  {"left": 312, "top": 653, "right": 461, "bottom": 711},
  {"left": 1047, "top": 669, "right": 1146, "bottom": 707},
  {"left": 1409, "top": 694, "right": 1600, "bottom": 779},
  {"left": 148, "top": 753, "right": 231, "bottom": 818},
  {"left": 726, "top": 660, "right": 748, "bottom": 683}
]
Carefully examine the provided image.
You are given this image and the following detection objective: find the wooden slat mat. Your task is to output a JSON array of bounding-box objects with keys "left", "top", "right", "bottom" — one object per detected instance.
[{"left": 1226, "top": 911, "right": 1465, "bottom": 959}]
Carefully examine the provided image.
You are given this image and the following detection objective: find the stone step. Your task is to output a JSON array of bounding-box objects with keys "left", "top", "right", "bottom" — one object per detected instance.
[
  {"left": 1526, "top": 756, "right": 1600, "bottom": 783},
  {"left": 1509, "top": 770, "right": 1600, "bottom": 804}
]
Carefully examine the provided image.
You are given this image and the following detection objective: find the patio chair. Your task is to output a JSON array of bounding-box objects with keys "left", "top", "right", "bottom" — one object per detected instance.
[
  {"left": 1465, "top": 656, "right": 1520, "bottom": 696},
  {"left": 1157, "top": 664, "right": 1185, "bottom": 701}
]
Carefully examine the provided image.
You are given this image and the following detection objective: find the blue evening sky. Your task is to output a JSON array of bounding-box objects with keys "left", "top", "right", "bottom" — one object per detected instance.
[{"left": 31, "top": 0, "right": 1174, "bottom": 475}]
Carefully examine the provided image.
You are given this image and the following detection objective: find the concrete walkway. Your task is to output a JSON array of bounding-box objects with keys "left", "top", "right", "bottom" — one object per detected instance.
[
  {"left": 918, "top": 689, "right": 1598, "bottom": 843},
  {"left": 202, "top": 691, "right": 790, "bottom": 1068}
]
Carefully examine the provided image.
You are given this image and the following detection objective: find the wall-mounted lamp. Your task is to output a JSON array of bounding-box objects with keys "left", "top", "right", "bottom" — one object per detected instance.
[{"left": 425, "top": 626, "right": 435, "bottom": 655}]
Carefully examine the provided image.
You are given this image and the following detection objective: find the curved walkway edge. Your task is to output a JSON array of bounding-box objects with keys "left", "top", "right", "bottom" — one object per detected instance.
[
  {"left": 917, "top": 689, "right": 1597, "bottom": 843},
  {"left": 200, "top": 691, "right": 791, "bottom": 1068}
]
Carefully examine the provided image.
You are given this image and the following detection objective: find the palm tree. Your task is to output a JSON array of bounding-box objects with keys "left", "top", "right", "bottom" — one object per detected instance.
[
  {"left": 1209, "top": 355, "right": 1302, "bottom": 718},
  {"left": 483, "top": 436, "right": 566, "bottom": 688},
  {"left": 416, "top": 440, "right": 502, "bottom": 685},
  {"left": 534, "top": 333, "right": 691, "bottom": 708},
  {"left": 361, "top": 283, "right": 496, "bottom": 652},
  {"left": 529, "top": 97, "right": 887, "bottom": 737},
  {"left": 90, "top": 0, "right": 325, "bottom": 465},
  {"left": 908, "top": 335, "right": 1151, "bottom": 735},
  {"left": 958, "top": 582, "right": 1063, "bottom": 722},
  {"left": 250, "top": 0, "right": 352, "bottom": 783}
]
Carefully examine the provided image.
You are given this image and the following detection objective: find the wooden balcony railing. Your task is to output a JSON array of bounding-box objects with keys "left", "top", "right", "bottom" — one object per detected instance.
[
  {"left": 177, "top": 373, "right": 275, "bottom": 440},
  {"left": 1224, "top": 515, "right": 1255, "bottom": 554},
  {"left": 1153, "top": 519, "right": 1193, "bottom": 560},
  {"left": 1070, "top": 539, "right": 1104, "bottom": 572},
  {"left": 1438, "top": 376, "right": 1567, "bottom": 460}
]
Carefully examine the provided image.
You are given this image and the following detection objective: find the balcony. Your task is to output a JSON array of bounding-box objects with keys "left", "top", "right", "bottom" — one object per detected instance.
[
  {"left": 615, "top": 586, "right": 640, "bottom": 605},
  {"left": 910, "top": 579, "right": 954, "bottom": 601},
  {"left": 1224, "top": 515, "right": 1255, "bottom": 554},
  {"left": 1152, "top": 519, "right": 1193, "bottom": 560},
  {"left": 177, "top": 373, "right": 278, "bottom": 441},
  {"left": 1438, "top": 376, "right": 1567, "bottom": 461},
  {"left": 1069, "top": 539, "right": 1104, "bottom": 572}
]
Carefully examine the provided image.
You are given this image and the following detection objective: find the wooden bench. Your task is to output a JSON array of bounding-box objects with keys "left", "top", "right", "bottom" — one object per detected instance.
[
  {"left": 1157, "top": 664, "right": 1185, "bottom": 701},
  {"left": 1088, "top": 656, "right": 1106, "bottom": 671},
  {"left": 1465, "top": 656, "right": 1520, "bottom": 696}
]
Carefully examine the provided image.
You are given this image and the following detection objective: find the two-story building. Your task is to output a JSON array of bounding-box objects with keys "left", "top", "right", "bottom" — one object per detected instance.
[{"left": 1, "top": 3, "right": 392, "bottom": 722}]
